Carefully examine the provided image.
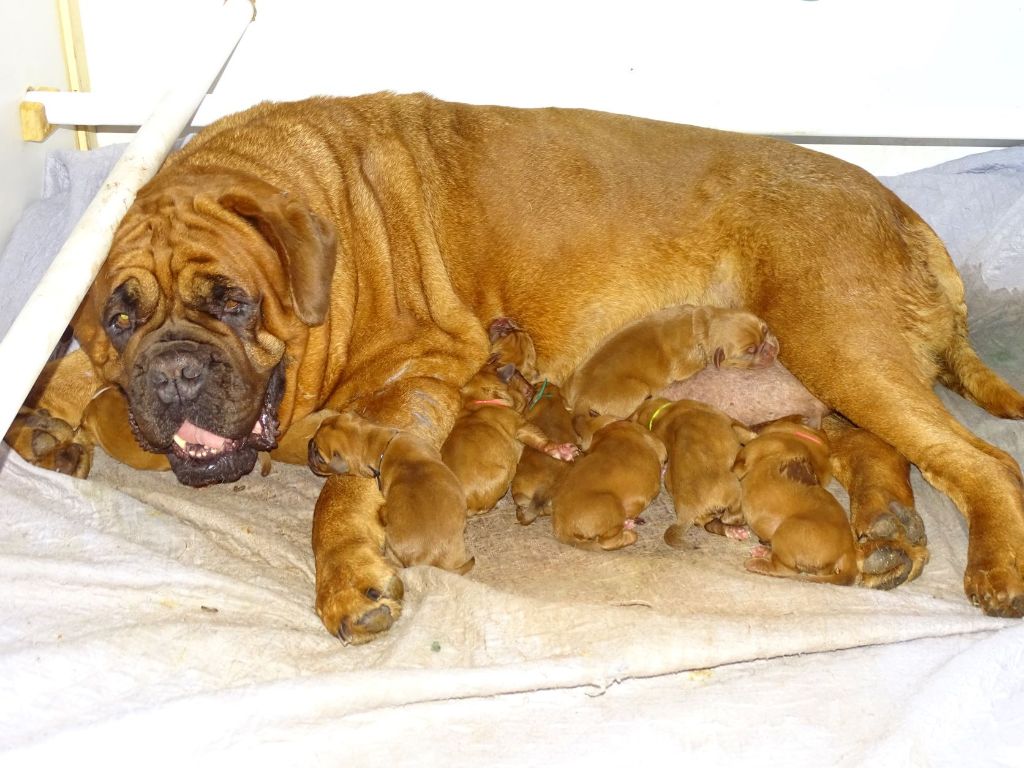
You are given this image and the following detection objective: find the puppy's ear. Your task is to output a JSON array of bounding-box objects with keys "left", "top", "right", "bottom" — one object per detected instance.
[
  {"left": 731, "top": 450, "right": 749, "bottom": 479},
  {"left": 488, "top": 317, "right": 521, "bottom": 343},
  {"left": 219, "top": 188, "right": 337, "bottom": 326},
  {"left": 732, "top": 423, "right": 758, "bottom": 444},
  {"left": 496, "top": 363, "right": 517, "bottom": 383}
]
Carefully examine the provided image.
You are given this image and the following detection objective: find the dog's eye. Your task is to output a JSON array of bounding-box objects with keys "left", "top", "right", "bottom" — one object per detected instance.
[
  {"left": 746, "top": 345, "right": 757, "bottom": 354},
  {"left": 107, "top": 311, "right": 134, "bottom": 334},
  {"left": 223, "top": 298, "right": 242, "bottom": 314}
]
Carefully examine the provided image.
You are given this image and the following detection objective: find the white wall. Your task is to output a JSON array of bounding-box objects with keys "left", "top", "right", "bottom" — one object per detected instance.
[
  {"left": 0, "top": 1, "right": 75, "bottom": 251},
  {"left": 60, "top": 0, "right": 1024, "bottom": 175}
]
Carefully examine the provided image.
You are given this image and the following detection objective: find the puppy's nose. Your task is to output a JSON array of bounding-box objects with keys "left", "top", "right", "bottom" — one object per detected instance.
[{"left": 148, "top": 348, "right": 207, "bottom": 405}]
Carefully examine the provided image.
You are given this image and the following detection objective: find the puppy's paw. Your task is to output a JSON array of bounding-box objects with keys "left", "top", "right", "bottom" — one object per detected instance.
[
  {"left": 964, "top": 553, "right": 1024, "bottom": 618},
  {"left": 703, "top": 519, "right": 751, "bottom": 541},
  {"left": 543, "top": 442, "right": 580, "bottom": 462},
  {"left": 856, "top": 502, "right": 929, "bottom": 590},
  {"left": 5, "top": 408, "right": 92, "bottom": 478},
  {"left": 316, "top": 553, "right": 404, "bottom": 645}
]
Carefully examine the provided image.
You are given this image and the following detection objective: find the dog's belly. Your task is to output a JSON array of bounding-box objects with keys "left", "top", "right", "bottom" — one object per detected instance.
[{"left": 658, "top": 363, "right": 829, "bottom": 428}]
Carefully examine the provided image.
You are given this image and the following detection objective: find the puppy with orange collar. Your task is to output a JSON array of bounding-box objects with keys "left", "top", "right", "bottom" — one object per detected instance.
[
  {"left": 441, "top": 360, "right": 578, "bottom": 515},
  {"left": 542, "top": 416, "right": 667, "bottom": 551},
  {"left": 512, "top": 380, "right": 579, "bottom": 525},
  {"left": 633, "top": 397, "right": 755, "bottom": 548},
  {"left": 733, "top": 417, "right": 859, "bottom": 585},
  {"left": 308, "top": 411, "right": 475, "bottom": 575},
  {"left": 563, "top": 304, "right": 778, "bottom": 447}
]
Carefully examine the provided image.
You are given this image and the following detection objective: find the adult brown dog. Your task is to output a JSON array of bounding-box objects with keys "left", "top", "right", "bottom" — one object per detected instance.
[{"left": 8, "top": 92, "right": 1024, "bottom": 643}]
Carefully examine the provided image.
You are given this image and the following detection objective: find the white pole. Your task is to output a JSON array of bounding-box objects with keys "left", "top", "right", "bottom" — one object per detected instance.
[{"left": 0, "top": 0, "right": 255, "bottom": 437}]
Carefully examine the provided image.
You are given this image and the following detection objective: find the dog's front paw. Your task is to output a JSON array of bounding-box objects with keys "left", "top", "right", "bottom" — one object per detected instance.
[
  {"left": 856, "top": 502, "right": 929, "bottom": 590},
  {"left": 5, "top": 408, "right": 93, "bottom": 478},
  {"left": 316, "top": 554, "right": 404, "bottom": 644}
]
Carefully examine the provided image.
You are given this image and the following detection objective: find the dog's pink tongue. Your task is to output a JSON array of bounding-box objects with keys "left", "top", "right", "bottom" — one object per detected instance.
[{"left": 175, "top": 420, "right": 229, "bottom": 451}]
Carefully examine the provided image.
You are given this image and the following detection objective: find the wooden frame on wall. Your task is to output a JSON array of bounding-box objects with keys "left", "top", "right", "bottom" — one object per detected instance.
[{"left": 57, "top": 0, "right": 96, "bottom": 150}]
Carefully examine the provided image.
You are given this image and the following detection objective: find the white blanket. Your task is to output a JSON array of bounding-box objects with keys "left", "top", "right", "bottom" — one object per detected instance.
[{"left": 2, "top": 146, "right": 1024, "bottom": 765}]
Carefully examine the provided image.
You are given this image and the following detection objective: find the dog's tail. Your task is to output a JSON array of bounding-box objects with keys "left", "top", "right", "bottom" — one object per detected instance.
[
  {"left": 909, "top": 215, "right": 1024, "bottom": 420},
  {"left": 942, "top": 332, "right": 1024, "bottom": 419}
]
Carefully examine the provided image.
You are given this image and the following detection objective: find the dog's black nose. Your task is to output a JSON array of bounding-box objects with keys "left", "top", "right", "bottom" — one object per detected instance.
[{"left": 148, "top": 348, "right": 207, "bottom": 405}]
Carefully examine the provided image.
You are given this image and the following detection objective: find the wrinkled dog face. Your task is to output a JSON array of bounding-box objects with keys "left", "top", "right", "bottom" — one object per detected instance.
[{"left": 76, "top": 172, "right": 336, "bottom": 486}]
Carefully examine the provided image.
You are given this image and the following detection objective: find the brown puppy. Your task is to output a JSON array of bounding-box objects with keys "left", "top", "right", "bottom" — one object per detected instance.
[
  {"left": 732, "top": 418, "right": 858, "bottom": 585},
  {"left": 11, "top": 93, "right": 1024, "bottom": 641},
  {"left": 511, "top": 380, "right": 578, "bottom": 524},
  {"left": 633, "top": 397, "right": 755, "bottom": 548},
  {"left": 309, "top": 411, "right": 474, "bottom": 575},
  {"left": 543, "top": 418, "right": 667, "bottom": 551},
  {"left": 488, "top": 317, "right": 538, "bottom": 380},
  {"left": 563, "top": 305, "right": 778, "bottom": 447},
  {"left": 441, "top": 361, "right": 578, "bottom": 515}
]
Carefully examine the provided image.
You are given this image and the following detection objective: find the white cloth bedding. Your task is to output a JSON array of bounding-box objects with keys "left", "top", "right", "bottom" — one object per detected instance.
[{"left": 2, "top": 145, "right": 1024, "bottom": 765}]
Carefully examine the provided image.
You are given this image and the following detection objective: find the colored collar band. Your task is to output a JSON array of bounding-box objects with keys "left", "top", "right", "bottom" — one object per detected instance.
[
  {"left": 472, "top": 399, "right": 510, "bottom": 407},
  {"left": 791, "top": 428, "right": 825, "bottom": 447},
  {"left": 647, "top": 402, "right": 673, "bottom": 430},
  {"left": 371, "top": 431, "right": 399, "bottom": 491},
  {"left": 527, "top": 379, "right": 551, "bottom": 411}
]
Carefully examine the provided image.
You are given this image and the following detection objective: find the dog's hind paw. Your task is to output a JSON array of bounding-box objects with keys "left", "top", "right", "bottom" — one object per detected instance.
[
  {"left": 857, "top": 502, "right": 930, "bottom": 589},
  {"left": 964, "top": 547, "right": 1024, "bottom": 618}
]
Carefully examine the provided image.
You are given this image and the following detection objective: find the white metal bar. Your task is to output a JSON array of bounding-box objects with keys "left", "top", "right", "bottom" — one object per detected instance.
[
  {"left": 0, "top": 0, "right": 254, "bottom": 438},
  {"left": 25, "top": 90, "right": 236, "bottom": 130}
]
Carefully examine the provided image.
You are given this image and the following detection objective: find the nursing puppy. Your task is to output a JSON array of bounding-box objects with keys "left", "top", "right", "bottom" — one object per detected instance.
[
  {"left": 733, "top": 417, "right": 858, "bottom": 585},
  {"left": 512, "top": 381, "right": 578, "bottom": 524},
  {"left": 633, "top": 397, "right": 755, "bottom": 548},
  {"left": 563, "top": 305, "right": 778, "bottom": 447},
  {"left": 309, "top": 411, "right": 474, "bottom": 575},
  {"left": 543, "top": 417, "right": 667, "bottom": 551},
  {"left": 488, "top": 317, "right": 538, "bottom": 380},
  {"left": 441, "top": 360, "right": 578, "bottom": 515}
]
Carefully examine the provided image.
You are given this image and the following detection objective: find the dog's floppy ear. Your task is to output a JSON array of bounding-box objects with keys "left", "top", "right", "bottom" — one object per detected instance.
[{"left": 220, "top": 188, "right": 337, "bottom": 326}]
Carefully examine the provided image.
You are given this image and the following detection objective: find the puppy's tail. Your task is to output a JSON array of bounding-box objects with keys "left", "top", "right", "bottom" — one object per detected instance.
[
  {"left": 517, "top": 495, "right": 551, "bottom": 525},
  {"left": 745, "top": 551, "right": 858, "bottom": 586}
]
